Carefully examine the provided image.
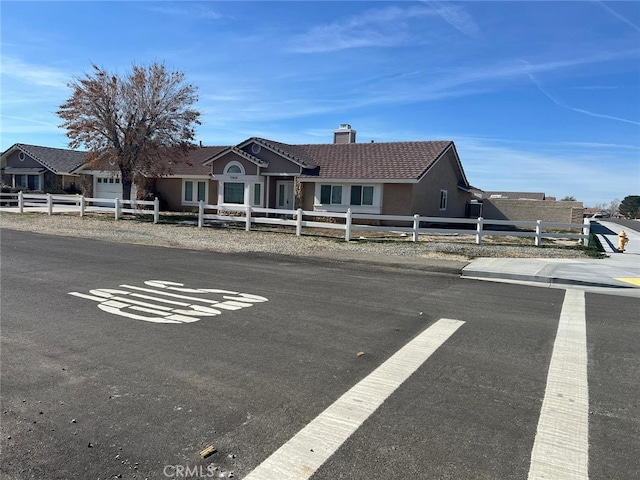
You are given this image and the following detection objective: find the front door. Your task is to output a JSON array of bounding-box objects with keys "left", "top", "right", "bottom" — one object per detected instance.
[{"left": 276, "top": 181, "right": 295, "bottom": 210}]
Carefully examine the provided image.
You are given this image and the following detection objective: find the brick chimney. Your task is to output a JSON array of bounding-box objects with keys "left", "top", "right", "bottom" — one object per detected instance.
[{"left": 333, "top": 124, "right": 356, "bottom": 144}]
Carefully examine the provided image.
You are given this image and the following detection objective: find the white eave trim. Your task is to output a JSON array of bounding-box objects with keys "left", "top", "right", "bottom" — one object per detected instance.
[
  {"left": 414, "top": 142, "right": 469, "bottom": 187},
  {"left": 81, "top": 170, "right": 122, "bottom": 176},
  {"left": 237, "top": 138, "right": 312, "bottom": 169},
  {"left": 202, "top": 146, "right": 268, "bottom": 168},
  {"left": 4, "top": 167, "right": 47, "bottom": 174},
  {"left": 162, "top": 174, "right": 211, "bottom": 179}
]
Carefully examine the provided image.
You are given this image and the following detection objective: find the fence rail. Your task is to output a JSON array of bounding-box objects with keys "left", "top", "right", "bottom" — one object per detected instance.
[
  {"left": 0, "top": 192, "right": 590, "bottom": 246},
  {"left": 0, "top": 192, "right": 159, "bottom": 223}
]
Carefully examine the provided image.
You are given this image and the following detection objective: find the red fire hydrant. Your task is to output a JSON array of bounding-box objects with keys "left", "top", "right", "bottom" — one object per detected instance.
[{"left": 618, "top": 231, "right": 629, "bottom": 253}]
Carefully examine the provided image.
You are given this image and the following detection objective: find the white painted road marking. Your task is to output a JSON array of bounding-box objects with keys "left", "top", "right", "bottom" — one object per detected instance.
[
  {"left": 529, "top": 289, "right": 589, "bottom": 479},
  {"left": 68, "top": 280, "right": 268, "bottom": 323},
  {"left": 243, "top": 318, "right": 465, "bottom": 480}
]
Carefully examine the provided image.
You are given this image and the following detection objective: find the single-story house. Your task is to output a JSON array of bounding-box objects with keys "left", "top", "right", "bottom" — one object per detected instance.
[
  {"left": 152, "top": 125, "right": 473, "bottom": 218},
  {"left": 2, "top": 125, "right": 475, "bottom": 218},
  {"left": 1, "top": 143, "right": 87, "bottom": 193}
]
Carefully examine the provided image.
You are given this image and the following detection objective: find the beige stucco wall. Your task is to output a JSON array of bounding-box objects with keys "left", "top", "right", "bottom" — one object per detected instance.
[
  {"left": 154, "top": 178, "right": 218, "bottom": 211},
  {"left": 482, "top": 199, "right": 584, "bottom": 224},
  {"left": 241, "top": 145, "right": 301, "bottom": 174},
  {"left": 155, "top": 178, "right": 183, "bottom": 210},
  {"left": 381, "top": 184, "right": 413, "bottom": 215},
  {"left": 212, "top": 153, "right": 259, "bottom": 175},
  {"left": 412, "top": 149, "right": 470, "bottom": 217},
  {"left": 301, "top": 182, "right": 315, "bottom": 210}
]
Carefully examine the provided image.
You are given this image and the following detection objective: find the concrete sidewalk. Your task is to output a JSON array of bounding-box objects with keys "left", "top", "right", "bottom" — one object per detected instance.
[{"left": 462, "top": 220, "right": 640, "bottom": 296}]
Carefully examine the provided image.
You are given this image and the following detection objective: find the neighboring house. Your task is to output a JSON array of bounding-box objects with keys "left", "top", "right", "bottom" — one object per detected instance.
[
  {"left": 166, "top": 124, "right": 474, "bottom": 218},
  {"left": 1, "top": 143, "right": 86, "bottom": 193}
]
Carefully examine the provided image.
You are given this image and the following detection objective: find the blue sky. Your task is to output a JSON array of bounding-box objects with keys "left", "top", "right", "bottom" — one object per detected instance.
[{"left": 1, "top": 1, "right": 639, "bottom": 207}]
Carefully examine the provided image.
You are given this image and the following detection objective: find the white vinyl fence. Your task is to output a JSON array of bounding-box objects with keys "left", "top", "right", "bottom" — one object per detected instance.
[
  {"left": 197, "top": 202, "right": 590, "bottom": 246},
  {"left": 0, "top": 192, "right": 590, "bottom": 246},
  {"left": 0, "top": 192, "right": 159, "bottom": 223}
]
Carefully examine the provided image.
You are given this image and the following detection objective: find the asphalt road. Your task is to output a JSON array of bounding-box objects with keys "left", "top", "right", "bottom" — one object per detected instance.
[
  {"left": 1, "top": 229, "right": 638, "bottom": 480},
  {"left": 600, "top": 218, "right": 640, "bottom": 233}
]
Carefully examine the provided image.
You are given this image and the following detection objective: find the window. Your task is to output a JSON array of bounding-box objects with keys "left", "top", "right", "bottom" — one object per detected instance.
[
  {"left": 15, "top": 174, "right": 40, "bottom": 190},
  {"left": 320, "top": 185, "right": 342, "bottom": 204},
  {"left": 224, "top": 182, "right": 245, "bottom": 204},
  {"left": 439, "top": 190, "right": 448, "bottom": 210},
  {"left": 253, "top": 183, "right": 262, "bottom": 206},
  {"left": 224, "top": 162, "right": 244, "bottom": 175},
  {"left": 184, "top": 180, "right": 207, "bottom": 203},
  {"left": 350, "top": 185, "right": 374, "bottom": 206}
]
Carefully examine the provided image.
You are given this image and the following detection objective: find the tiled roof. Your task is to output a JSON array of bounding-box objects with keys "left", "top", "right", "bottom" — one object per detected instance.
[
  {"left": 252, "top": 138, "right": 317, "bottom": 168},
  {"left": 85, "top": 146, "right": 227, "bottom": 175},
  {"left": 165, "top": 146, "right": 226, "bottom": 175},
  {"left": 10, "top": 144, "right": 87, "bottom": 174},
  {"left": 293, "top": 141, "right": 454, "bottom": 180},
  {"left": 4, "top": 139, "right": 460, "bottom": 182}
]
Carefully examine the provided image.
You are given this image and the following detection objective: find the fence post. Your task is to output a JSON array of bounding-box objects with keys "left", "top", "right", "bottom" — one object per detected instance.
[
  {"left": 583, "top": 218, "right": 590, "bottom": 247},
  {"left": 153, "top": 198, "right": 159, "bottom": 224},
  {"left": 412, "top": 214, "right": 420, "bottom": 242},
  {"left": 535, "top": 220, "right": 542, "bottom": 246},
  {"left": 114, "top": 198, "right": 120, "bottom": 220},
  {"left": 296, "top": 208, "right": 303, "bottom": 236},
  {"left": 476, "top": 217, "right": 483, "bottom": 244},
  {"left": 345, "top": 208, "right": 352, "bottom": 241},
  {"left": 245, "top": 205, "right": 252, "bottom": 231},
  {"left": 18, "top": 191, "right": 24, "bottom": 213},
  {"left": 80, "top": 196, "right": 85, "bottom": 217},
  {"left": 47, "top": 193, "right": 53, "bottom": 216},
  {"left": 198, "top": 201, "right": 204, "bottom": 228}
]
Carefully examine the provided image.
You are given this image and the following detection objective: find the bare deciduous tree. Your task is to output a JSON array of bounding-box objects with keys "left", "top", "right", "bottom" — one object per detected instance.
[{"left": 58, "top": 63, "right": 201, "bottom": 200}]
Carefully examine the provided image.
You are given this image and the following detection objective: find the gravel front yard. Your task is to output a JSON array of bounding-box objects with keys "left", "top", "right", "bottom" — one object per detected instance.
[{"left": 0, "top": 212, "right": 592, "bottom": 270}]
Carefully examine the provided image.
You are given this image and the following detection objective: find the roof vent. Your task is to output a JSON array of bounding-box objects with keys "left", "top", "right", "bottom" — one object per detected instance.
[{"left": 333, "top": 124, "right": 356, "bottom": 144}]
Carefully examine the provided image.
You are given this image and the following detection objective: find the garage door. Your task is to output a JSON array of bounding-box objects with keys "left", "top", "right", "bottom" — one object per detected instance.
[{"left": 95, "top": 177, "right": 123, "bottom": 204}]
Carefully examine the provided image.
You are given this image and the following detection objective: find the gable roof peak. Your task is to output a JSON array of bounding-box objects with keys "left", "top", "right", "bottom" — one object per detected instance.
[{"left": 3, "top": 143, "right": 87, "bottom": 174}]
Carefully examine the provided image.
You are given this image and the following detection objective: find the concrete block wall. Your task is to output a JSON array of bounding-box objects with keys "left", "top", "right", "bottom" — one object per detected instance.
[{"left": 482, "top": 199, "right": 584, "bottom": 224}]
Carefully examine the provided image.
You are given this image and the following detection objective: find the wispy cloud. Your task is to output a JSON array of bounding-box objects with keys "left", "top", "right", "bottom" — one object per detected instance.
[
  {"left": 593, "top": 0, "right": 640, "bottom": 32},
  {"left": 425, "top": 1, "right": 479, "bottom": 38},
  {"left": 146, "top": 4, "right": 224, "bottom": 21},
  {"left": 288, "top": 5, "right": 435, "bottom": 53},
  {"left": 0, "top": 55, "right": 69, "bottom": 89},
  {"left": 559, "top": 141, "right": 640, "bottom": 150},
  {"left": 0, "top": 114, "right": 58, "bottom": 127},
  {"left": 455, "top": 137, "right": 638, "bottom": 204},
  {"left": 343, "top": 49, "right": 640, "bottom": 109},
  {"left": 193, "top": 47, "right": 640, "bottom": 128},
  {"left": 521, "top": 61, "right": 640, "bottom": 126},
  {"left": 569, "top": 85, "right": 619, "bottom": 91}
]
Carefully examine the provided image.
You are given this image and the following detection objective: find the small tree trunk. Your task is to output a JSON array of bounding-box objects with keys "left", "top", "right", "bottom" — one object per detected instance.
[{"left": 122, "top": 178, "right": 133, "bottom": 202}]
